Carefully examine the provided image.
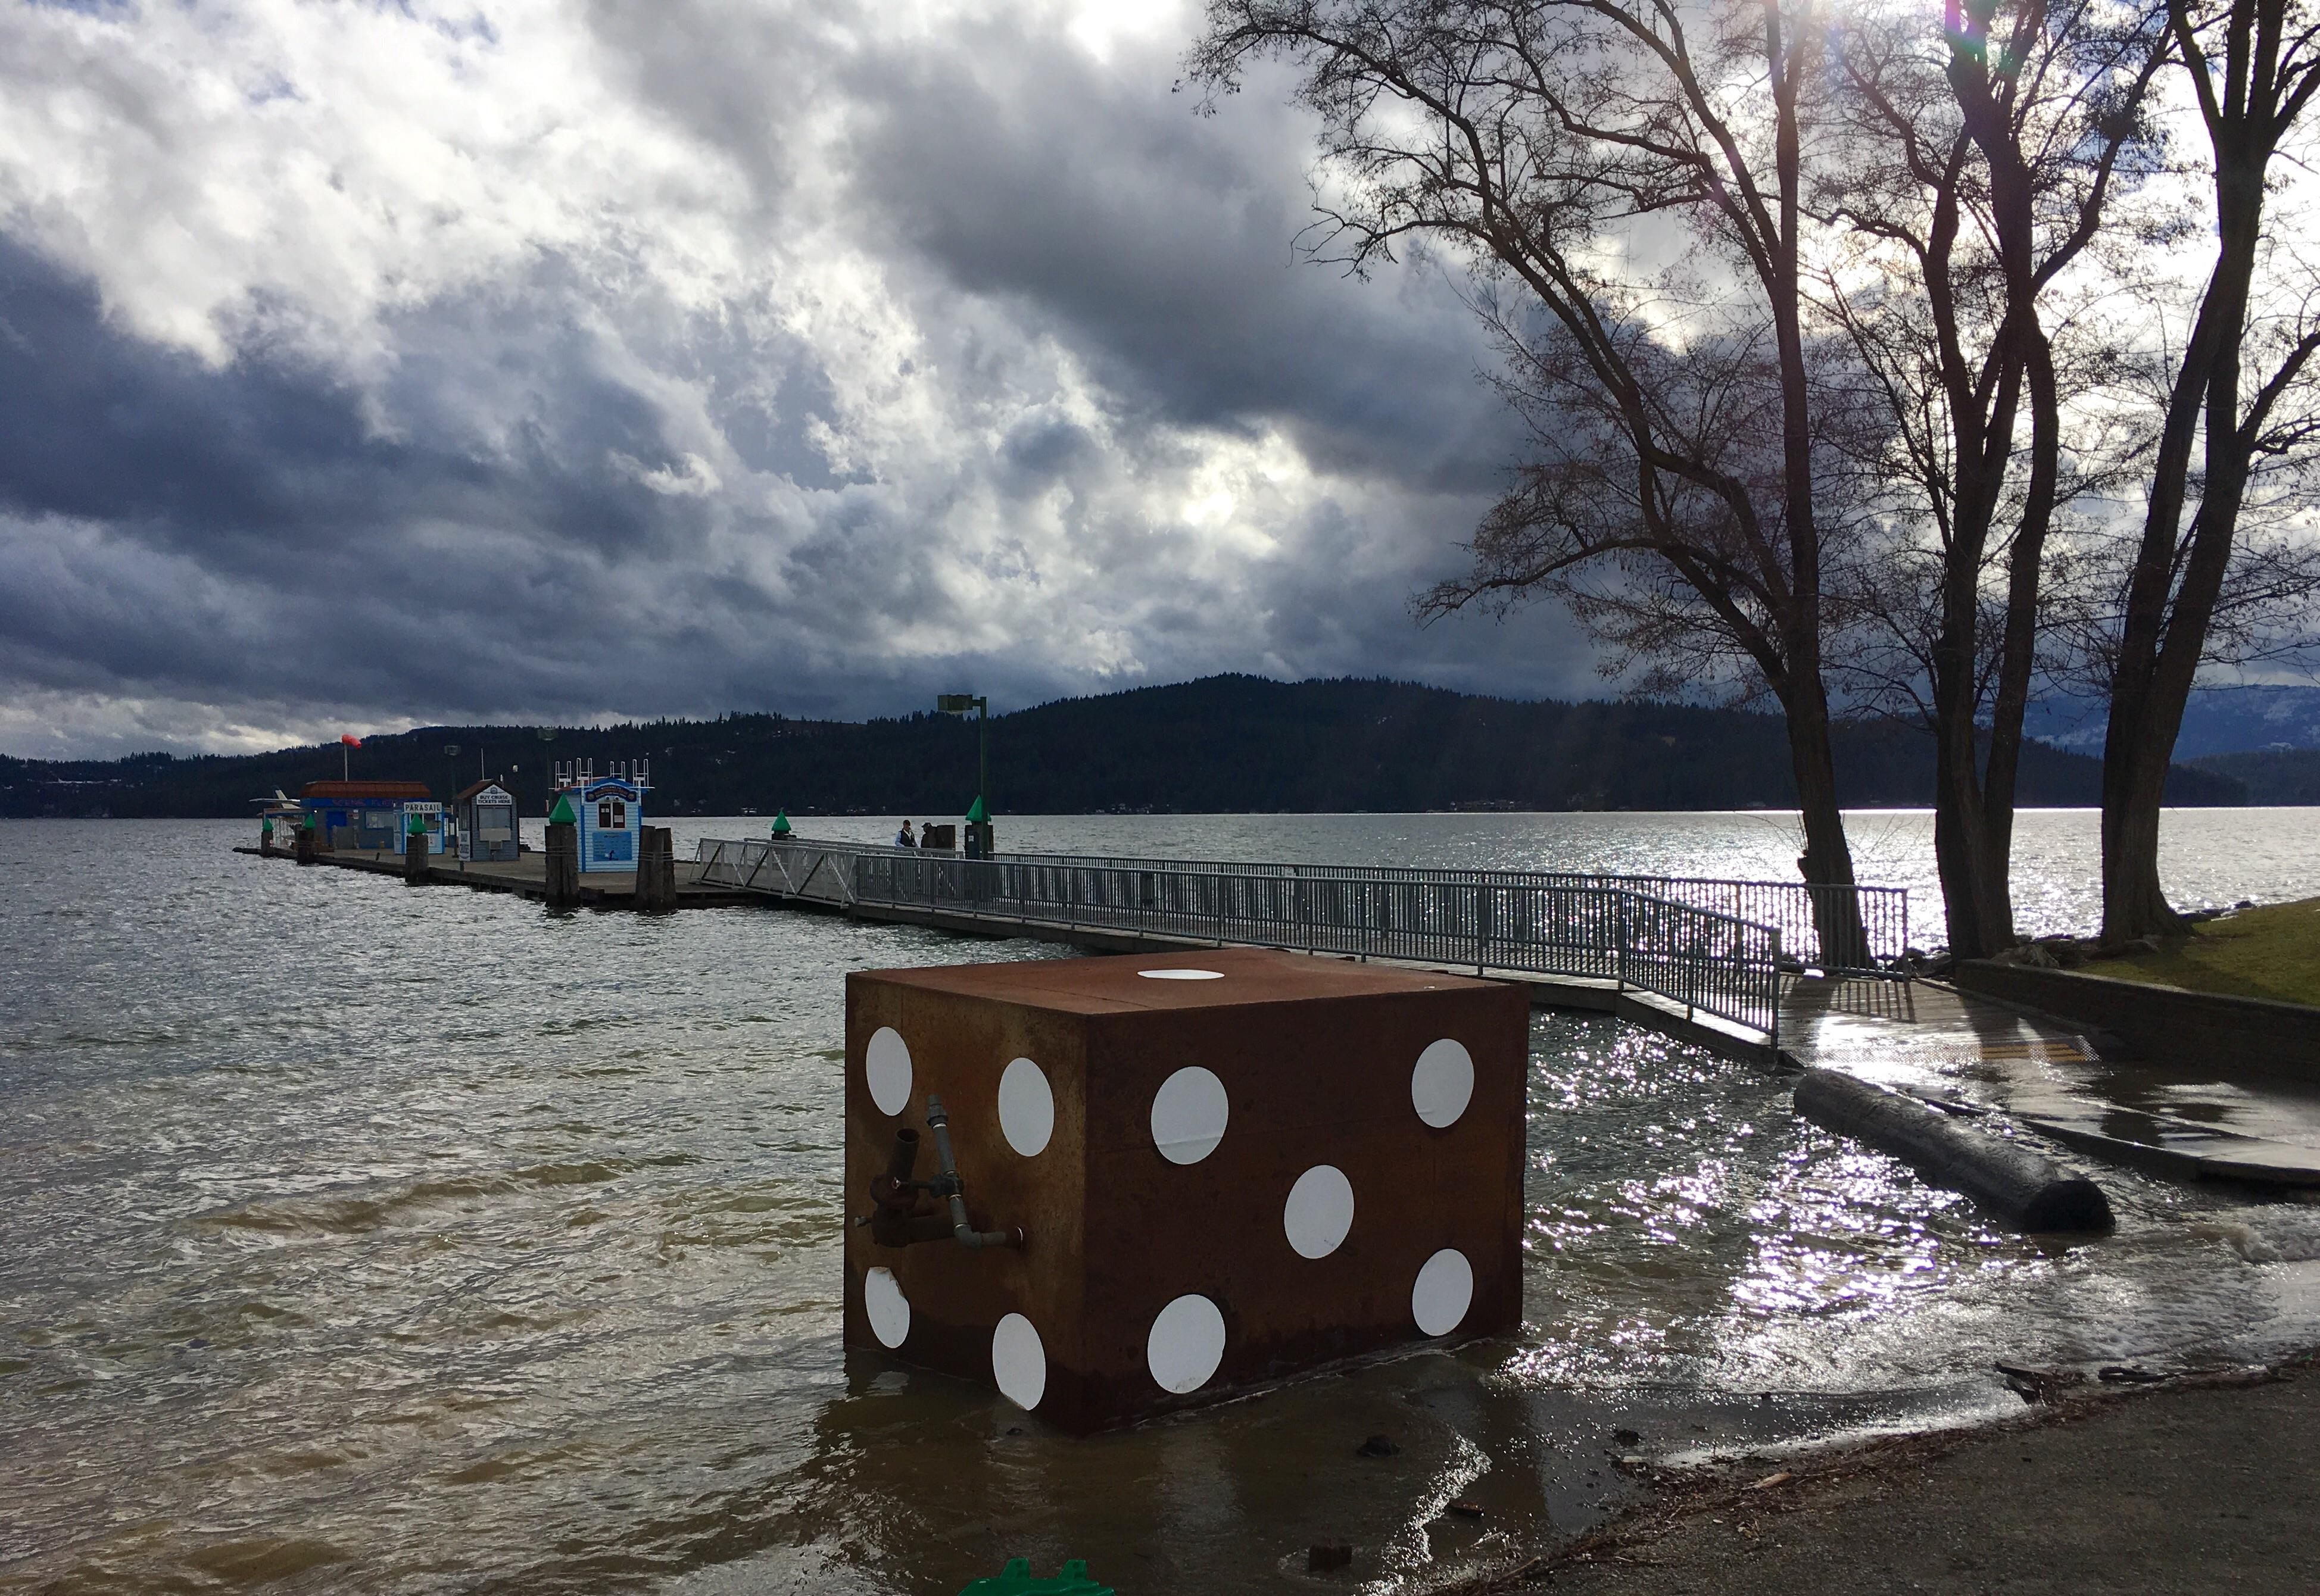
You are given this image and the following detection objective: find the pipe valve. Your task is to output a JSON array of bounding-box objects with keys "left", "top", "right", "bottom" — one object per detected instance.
[{"left": 857, "top": 1098, "right": 1025, "bottom": 1250}]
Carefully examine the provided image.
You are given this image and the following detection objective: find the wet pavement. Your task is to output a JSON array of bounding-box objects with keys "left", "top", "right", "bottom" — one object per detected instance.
[{"left": 1779, "top": 976, "right": 2320, "bottom": 1188}]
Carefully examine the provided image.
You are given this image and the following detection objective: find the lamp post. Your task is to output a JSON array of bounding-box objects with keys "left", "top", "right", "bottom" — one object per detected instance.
[
  {"left": 935, "top": 693, "right": 989, "bottom": 813},
  {"left": 936, "top": 692, "right": 993, "bottom": 858}
]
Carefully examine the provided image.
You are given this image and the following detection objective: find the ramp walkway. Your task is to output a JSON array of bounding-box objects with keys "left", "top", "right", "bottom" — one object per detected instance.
[
  {"left": 694, "top": 836, "right": 1912, "bottom": 1050},
  {"left": 693, "top": 836, "right": 2320, "bottom": 1185}
]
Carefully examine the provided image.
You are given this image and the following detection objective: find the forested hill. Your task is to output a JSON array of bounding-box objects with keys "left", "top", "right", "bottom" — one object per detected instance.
[{"left": 0, "top": 674, "right": 2244, "bottom": 819}]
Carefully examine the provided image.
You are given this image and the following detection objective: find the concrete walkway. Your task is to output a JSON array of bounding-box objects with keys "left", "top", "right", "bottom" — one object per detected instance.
[{"left": 1779, "top": 975, "right": 2320, "bottom": 1188}]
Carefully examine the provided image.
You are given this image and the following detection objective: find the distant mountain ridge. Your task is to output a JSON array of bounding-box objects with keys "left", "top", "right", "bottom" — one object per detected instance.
[
  {"left": 2188, "top": 748, "right": 2320, "bottom": 805},
  {"left": 0, "top": 675, "right": 2246, "bottom": 819},
  {"left": 2025, "top": 684, "right": 2320, "bottom": 759}
]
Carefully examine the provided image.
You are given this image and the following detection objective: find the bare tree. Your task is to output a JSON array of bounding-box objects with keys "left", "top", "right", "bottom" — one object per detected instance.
[
  {"left": 1814, "top": 0, "right": 2166, "bottom": 957},
  {"left": 1187, "top": 0, "right": 1874, "bottom": 960},
  {"left": 2098, "top": 0, "right": 2320, "bottom": 939}
]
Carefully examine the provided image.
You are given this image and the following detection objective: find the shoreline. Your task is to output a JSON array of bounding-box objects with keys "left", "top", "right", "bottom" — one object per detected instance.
[{"left": 1442, "top": 1349, "right": 2320, "bottom": 1592}]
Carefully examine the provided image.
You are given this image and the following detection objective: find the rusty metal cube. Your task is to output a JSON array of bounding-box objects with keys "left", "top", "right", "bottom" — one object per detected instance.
[{"left": 842, "top": 947, "right": 1529, "bottom": 1433}]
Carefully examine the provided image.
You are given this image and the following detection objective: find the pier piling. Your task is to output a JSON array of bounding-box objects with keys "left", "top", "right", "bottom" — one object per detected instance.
[
  {"left": 544, "top": 819, "right": 580, "bottom": 907},
  {"left": 634, "top": 826, "right": 676, "bottom": 913}
]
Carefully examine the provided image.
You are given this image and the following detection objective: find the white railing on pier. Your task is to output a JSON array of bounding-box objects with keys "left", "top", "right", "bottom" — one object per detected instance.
[
  {"left": 941, "top": 846, "right": 1907, "bottom": 973},
  {"left": 696, "top": 837, "right": 1803, "bottom": 1039}
]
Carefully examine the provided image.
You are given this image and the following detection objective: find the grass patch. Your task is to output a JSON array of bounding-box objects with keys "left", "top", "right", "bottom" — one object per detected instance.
[{"left": 2093, "top": 897, "right": 2320, "bottom": 1007}]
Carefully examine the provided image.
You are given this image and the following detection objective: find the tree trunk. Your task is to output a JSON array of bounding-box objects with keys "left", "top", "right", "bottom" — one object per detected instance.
[
  {"left": 1931, "top": 710, "right": 1997, "bottom": 958},
  {"left": 1963, "top": 326, "right": 2061, "bottom": 959},
  {"left": 1767, "top": 2, "right": 1862, "bottom": 969},
  {"left": 1782, "top": 673, "right": 1867, "bottom": 967},
  {"left": 1929, "top": 10, "right": 2056, "bottom": 964},
  {"left": 2100, "top": 4, "right": 2279, "bottom": 941},
  {"left": 2103, "top": 758, "right": 2176, "bottom": 939}
]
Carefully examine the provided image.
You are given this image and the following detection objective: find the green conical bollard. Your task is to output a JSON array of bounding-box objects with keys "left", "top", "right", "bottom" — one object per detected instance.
[{"left": 954, "top": 1558, "right": 1112, "bottom": 1596}]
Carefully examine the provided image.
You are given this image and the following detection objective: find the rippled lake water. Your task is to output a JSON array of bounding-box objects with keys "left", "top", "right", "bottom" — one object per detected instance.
[{"left": 5, "top": 812, "right": 2320, "bottom": 1595}]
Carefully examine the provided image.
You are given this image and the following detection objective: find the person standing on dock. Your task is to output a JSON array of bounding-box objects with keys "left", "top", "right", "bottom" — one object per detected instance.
[{"left": 895, "top": 820, "right": 916, "bottom": 848}]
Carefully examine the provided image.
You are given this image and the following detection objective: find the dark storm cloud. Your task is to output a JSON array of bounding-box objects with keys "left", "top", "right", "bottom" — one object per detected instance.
[
  {"left": 0, "top": 229, "right": 1115, "bottom": 729},
  {"left": 0, "top": 241, "right": 722, "bottom": 708},
  {"left": 830, "top": 13, "right": 1521, "bottom": 495},
  {"left": 0, "top": 1, "right": 1598, "bottom": 757}
]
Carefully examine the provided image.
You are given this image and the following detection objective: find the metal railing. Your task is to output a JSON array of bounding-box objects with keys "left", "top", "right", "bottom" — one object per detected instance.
[
  {"left": 697, "top": 837, "right": 1791, "bottom": 1038},
  {"left": 698, "top": 838, "right": 1903, "bottom": 972},
  {"left": 924, "top": 847, "right": 1906, "bottom": 973}
]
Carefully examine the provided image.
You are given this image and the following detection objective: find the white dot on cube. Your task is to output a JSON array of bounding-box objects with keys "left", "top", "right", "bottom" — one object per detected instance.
[
  {"left": 1411, "top": 1248, "right": 1473, "bottom": 1336},
  {"left": 992, "top": 1313, "right": 1046, "bottom": 1411},
  {"left": 1411, "top": 1037, "right": 1474, "bottom": 1128},
  {"left": 864, "top": 1266, "right": 910, "bottom": 1348},
  {"left": 1149, "top": 1066, "right": 1230, "bottom": 1164},
  {"left": 1147, "top": 1294, "right": 1227, "bottom": 1393},
  {"left": 998, "top": 1057, "right": 1055, "bottom": 1157},
  {"left": 865, "top": 1027, "right": 913, "bottom": 1117},
  {"left": 1282, "top": 1164, "right": 1355, "bottom": 1259},
  {"left": 1139, "top": 967, "right": 1225, "bottom": 980}
]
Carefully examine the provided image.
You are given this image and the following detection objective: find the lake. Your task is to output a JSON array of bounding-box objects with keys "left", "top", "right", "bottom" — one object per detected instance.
[{"left": 4, "top": 810, "right": 2318, "bottom": 1594}]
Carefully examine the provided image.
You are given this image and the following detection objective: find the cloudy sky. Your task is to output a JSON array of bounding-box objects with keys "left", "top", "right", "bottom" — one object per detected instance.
[{"left": 0, "top": 0, "right": 1602, "bottom": 758}]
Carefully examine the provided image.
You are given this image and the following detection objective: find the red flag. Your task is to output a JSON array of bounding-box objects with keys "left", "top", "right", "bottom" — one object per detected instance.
[{"left": 340, "top": 733, "right": 363, "bottom": 748}]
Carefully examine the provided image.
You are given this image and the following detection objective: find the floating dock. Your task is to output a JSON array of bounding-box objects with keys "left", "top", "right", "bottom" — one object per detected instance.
[{"left": 232, "top": 843, "right": 762, "bottom": 909}]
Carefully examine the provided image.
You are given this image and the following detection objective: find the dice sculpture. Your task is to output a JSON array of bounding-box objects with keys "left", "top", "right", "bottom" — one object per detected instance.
[{"left": 843, "top": 947, "right": 1529, "bottom": 1432}]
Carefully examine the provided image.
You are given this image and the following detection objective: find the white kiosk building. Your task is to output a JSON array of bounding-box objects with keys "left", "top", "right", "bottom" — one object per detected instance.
[{"left": 550, "top": 759, "right": 651, "bottom": 872}]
